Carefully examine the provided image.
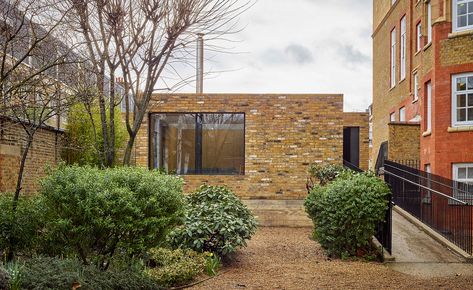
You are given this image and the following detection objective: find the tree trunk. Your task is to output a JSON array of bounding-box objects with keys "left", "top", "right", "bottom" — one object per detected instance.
[
  {"left": 123, "top": 132, "right": 136, "bottom": 166},
  {"left": 8, "top": 131, "right": 34, "bottom": 261},
  {"left": 13, "top": 132, "right": 34, "bottom": 209},
  {"left": 108, "top": 70, "right": 116, "bottom": 167}
]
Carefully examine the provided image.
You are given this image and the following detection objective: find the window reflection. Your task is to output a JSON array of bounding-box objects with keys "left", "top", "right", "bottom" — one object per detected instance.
[{"left": 150, "top": 113, "right": 245, "bottom": 175}]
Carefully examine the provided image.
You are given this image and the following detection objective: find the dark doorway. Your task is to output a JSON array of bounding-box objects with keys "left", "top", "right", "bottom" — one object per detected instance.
[{"left": 343, "top": 127, "right": 360, "bottom": 167}]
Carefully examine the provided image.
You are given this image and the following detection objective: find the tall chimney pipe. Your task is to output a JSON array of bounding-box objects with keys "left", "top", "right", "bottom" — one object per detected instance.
[{"left": 196, "top": 33, "right": 204, "bottom": 94}]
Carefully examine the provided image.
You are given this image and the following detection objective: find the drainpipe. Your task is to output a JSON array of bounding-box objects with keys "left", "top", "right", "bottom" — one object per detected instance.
[{"left": 196, "top": 33, "right": 204, "bottom": 94}]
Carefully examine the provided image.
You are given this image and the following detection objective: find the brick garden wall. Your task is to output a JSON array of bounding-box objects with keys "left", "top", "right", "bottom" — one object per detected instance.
[
  {"left": 0, "top": 118, "right": 63, "bottom": 194},
  {"left": 343, "top": 112, "right": 370, "bottom": 171},
  {"left": 134, "top": 94, "right": 344, "bottom": 200}
]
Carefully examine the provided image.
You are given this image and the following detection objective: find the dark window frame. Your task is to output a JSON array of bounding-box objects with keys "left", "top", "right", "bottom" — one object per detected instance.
[{"left": 148, "top": 112, "right": 246, "bottom": 176}]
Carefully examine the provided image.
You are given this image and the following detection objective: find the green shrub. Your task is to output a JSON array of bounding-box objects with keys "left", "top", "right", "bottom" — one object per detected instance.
[
  {"left": 39, "top": 165, "right": 184, "bottom": 268},
  {"left": 168, "top": 185, "right": 257, "bottom": 256},
  {"left": 20, "top": 257, "right": 163, "bottom": 290},
  {"left": 304, "top": 172, "right": 390, "bottom": 257},
  {"left": 64, "top": 104, "right": 127, "bottom": 166},
  {"left": 146, "top": 248, "right": 206, "bottom": 287},
  {"left": 0, "top": 265, "right": 10, "bottom": 290},
  {"left": 0, "top": 194, "right": 43, "bottom": 258},
  {"left": 308, "top": 163, "right": 347, "bottom": 186}
]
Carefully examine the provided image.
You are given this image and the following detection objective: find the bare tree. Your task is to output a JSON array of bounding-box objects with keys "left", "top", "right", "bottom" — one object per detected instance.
[
  {"left": 67, "top": 0, "right": 252, "bottom": 166},
  {"left": 0, "top": 0, "right": 80, "bottom": 209}
]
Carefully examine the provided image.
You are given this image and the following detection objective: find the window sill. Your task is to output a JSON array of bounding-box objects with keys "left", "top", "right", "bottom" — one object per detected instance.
[
  {"left": 423, "top": 42, "right": 432, "bottom": 51},
  {"left": 448, "top": 29, "right": 473, "bottom": 39},
  {"left": 414, "top": 49, "right": 421, "bottom": 56},
  {"left": 448, "top": 126, "right": 473, "bottom": 133},
  {"left": 422, "top": 131, "right": 432, "bottom": 137},
  {"left": 412, "top": 98, "right": 419, "bottom": 104},
  {"left": 399, "top": 78, "right": 406, "bottom": 85}
]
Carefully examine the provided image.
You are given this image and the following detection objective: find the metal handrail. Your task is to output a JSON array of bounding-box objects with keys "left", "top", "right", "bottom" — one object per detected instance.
[
  {"left": 382, "top": 168, "right": 468, "bottom": 205},
  {"left": 384, "top": 162, "right": 473, "bottom": 196}
]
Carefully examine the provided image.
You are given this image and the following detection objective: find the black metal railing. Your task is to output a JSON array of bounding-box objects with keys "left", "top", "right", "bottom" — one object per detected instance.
[
  {"left": 343, "top": 159, "right": 363, "bottom": 172},
  {"left": 383, "top": 160, "right": 473, "bottom": 255},
  {"left": 389, "top": 159, "right": 420, "bottom": 170}
]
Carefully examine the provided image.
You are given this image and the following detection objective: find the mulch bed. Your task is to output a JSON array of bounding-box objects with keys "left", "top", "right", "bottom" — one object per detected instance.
[{"left": 190, "top": 227, "right": 473, "bottom": 290}]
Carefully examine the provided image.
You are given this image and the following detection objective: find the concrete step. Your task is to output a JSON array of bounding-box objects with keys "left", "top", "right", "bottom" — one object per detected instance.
[{"left": 243, "top": 199, "right": 312, "bottom": 228}]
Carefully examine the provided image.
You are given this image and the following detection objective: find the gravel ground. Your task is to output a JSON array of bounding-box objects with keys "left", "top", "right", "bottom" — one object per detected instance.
[{"left": 190, "top": 227, "right": 473, "bottom": 290}]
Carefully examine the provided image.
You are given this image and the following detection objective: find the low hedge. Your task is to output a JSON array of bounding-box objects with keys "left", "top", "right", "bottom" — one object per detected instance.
[{"left": 305, "top": 171, "right": 390, "bottom": 257}]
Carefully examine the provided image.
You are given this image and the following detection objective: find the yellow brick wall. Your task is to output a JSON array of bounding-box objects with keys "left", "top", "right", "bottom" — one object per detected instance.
[
  {"left": 134, "top": 94, "right": 344, "bottom": 200},
  {"left": 343, "top": 112, "right": 370, "bottom": 171},
  {"left": 388, "top": 123, "right": 420, "bottom": 161},
  {"left": 440, "top": 34, "right": 473, "bottom": 66}
]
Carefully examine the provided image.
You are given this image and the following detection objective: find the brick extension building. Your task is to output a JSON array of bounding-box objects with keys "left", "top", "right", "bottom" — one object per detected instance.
[
  {"left": 372, "top": 0, "right": 473, "bottom": 185},
  {"left": 134, "top": 93, "right": 369, "bottom": 226}
]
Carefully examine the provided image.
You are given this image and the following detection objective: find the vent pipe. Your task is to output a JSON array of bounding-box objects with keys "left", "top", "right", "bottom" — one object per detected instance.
[{"left": 196, "top": 33, "right": 204, "bottom": 94}]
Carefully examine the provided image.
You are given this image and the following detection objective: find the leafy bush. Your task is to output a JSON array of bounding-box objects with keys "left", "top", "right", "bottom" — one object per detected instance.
[
  {"left": 168, "top": 185, "right": 257, "bottom": 256},
  {"left": 64, "top": 104, "right": 127, "bottom": 166},
  {"left": 20, "top": 257, "right": 163, "bottom": 290},
  {"left": 0, "top": 265, "right": 10, "bottom": 290},
  {"left": 146, "top": 248, "right": 206, "bottom": 287},
  {"left": 0, "top": 194, "right": 43, "bottom": 258},
  {"left": 308, "top": 163, "right": 347, "bottom": 186},
  {"left": 304, "top": 172, "right": 390, "bottom": 257},
  {"left": 39, "top": 165, "right": 184, "bottom": 268}
]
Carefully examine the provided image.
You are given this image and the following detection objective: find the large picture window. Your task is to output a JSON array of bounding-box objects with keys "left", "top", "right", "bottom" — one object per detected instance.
[
  {"left": 452, "top": 73, "right": 473, "bottom": 127},
  {"left": 149, "top": 113, "right": 245, "bottom": 175},
  {"left": 453, "top": 0, "right": 473, "bottom": 32}
]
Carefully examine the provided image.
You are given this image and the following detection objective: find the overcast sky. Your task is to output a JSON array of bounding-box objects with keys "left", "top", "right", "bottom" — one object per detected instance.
[{"left": 178, "top": 0, "right": 373, "bottom": 112}]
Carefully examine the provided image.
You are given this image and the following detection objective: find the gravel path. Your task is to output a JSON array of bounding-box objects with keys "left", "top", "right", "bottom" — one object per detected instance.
[{"left": 191, "top": 227, "right": 473, "bottom": 290}]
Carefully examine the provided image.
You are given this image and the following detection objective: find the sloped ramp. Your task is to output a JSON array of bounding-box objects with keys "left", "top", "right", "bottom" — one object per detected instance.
[{"left": 388, "top": 210, "right": 473, "bottom": 277}]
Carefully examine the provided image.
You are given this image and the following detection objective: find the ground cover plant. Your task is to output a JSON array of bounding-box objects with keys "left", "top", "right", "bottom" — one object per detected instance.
[
  {"left": 168, "top": 185, "right": 257, "bottom": 256},
  {"left": 146, "top": 248, "right": 207, "bottom": 287},
  {"left": 305, "top": 165, "right": 390, "bottom": 257}
]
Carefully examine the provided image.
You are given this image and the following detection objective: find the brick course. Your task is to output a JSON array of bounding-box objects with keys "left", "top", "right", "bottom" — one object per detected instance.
[{"left": 134, "top": 94, "right": 344, "bottom": 200}]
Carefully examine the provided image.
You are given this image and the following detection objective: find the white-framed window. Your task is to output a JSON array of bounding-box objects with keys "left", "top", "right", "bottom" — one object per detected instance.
[
  {"left": 453, "top": 163, "right": 473, "bottom": 203},
  {"left": 390, "top": 112, "right": 396, "bottom": 122},
  {"left": 416, "top": 22, "right": 422, "bottom": 52},
  {"left": 391, "top": 28, "right": 397, "bottom": 88},
  {"left": 427, "top": 1, "right": 432, "bottom": 44},
  {"left": 452, "top": 73, "right": 473, "bottom": 127},
  {"left": 400, "top": 16, "right": 407, "bottom": 80},
  {"left": 453, "top": 0, "right": 473, "bottom": 32},
  {"left": 413, "top": 73, "right": 419, "bottom": 101},
  {"left": 426, "top": 81, "right": 432, "bottom": 132},
  {"left": 399, "top": 107, "right": 406, "bottom": 122}
]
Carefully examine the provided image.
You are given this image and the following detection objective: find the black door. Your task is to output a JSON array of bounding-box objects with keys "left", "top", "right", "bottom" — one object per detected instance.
[{"left": 343, "top": 127, "right": 360, "bottom": 167}]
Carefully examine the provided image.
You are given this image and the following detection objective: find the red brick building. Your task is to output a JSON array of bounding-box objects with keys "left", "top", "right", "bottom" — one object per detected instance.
[{"left": 372, "top": 0, "right": 473, "bottom": 187}]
